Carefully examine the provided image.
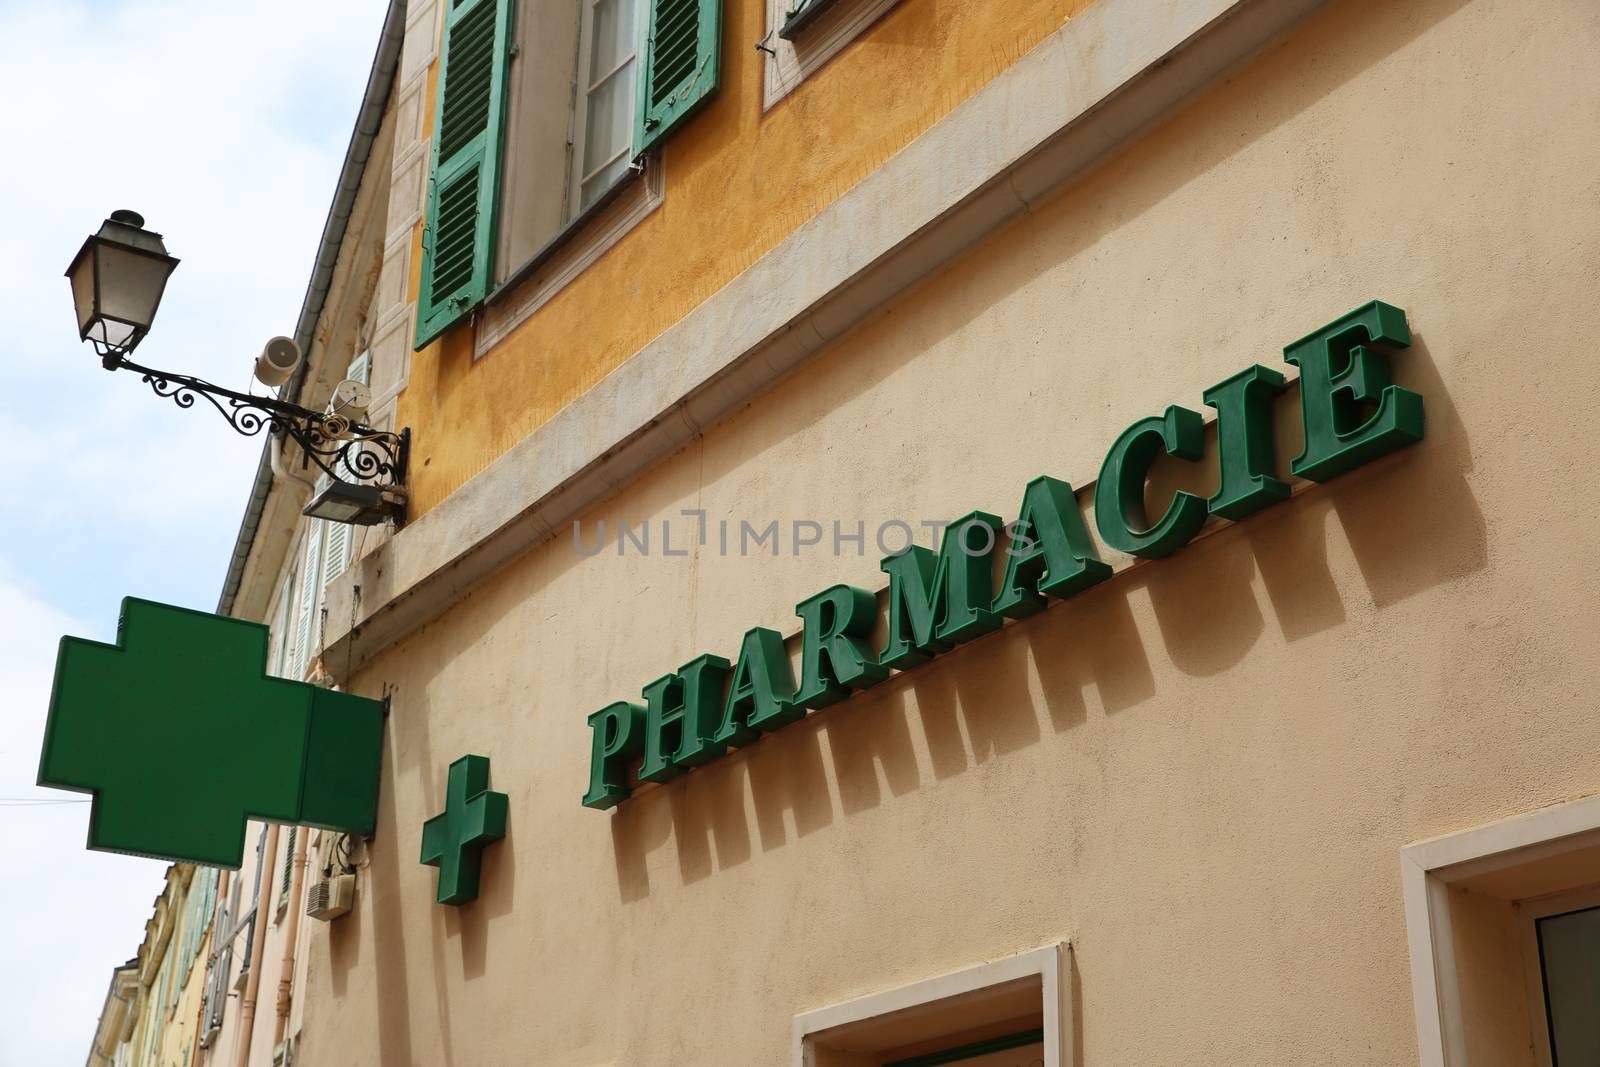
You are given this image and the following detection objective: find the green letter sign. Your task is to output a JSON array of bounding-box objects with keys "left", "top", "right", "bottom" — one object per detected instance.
[
  {"left": 639, "top": 653, "right": 732, "bottom": 782},
  {"left": 993, "top": 476, "right": 1110, "bottom": 619},
  {"left": 1203, "top": 364, "right": 1290, "bottom": 520},
  {"left": 1095, "top": 405, "right": 1209, "bottom": 559},
  {"left": 1284, "top": 300, "right": 1423, "bottom": 481},
  {"left": 794, "top": 585, "right": 887, "bottom": 709},
  {"left": 582, "top": 701, "right": 644, "bottom": 809},
  {"left": 880, "top": 511, "right": 1005, "bottom": 668},
  {"left": 37, "top": 598, "right": 384, "bottom": 868},
  {"left": 581, "top": 302, "right": 1427, "bottom": 810},
  {"left": 714, "top": 627, "right": 799, "bottom": 744}
]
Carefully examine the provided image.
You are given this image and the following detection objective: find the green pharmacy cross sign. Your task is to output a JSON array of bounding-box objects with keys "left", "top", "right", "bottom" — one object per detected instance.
[
  {"left": 420, "top": 755, "right": 508, "bottom": 905},
  {"left": 37, "top": 598, "right": 385, "bottom": 869}
]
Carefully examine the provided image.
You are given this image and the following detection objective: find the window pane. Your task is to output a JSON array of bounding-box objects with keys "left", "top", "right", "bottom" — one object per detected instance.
[
  {"left": 580, "top": 155, "right": 633, "bottom": 211},
  {"left": 583, "top": 58, "right": 635, "bottom": 177},
  {"left": 1538, "top": 905, "right": 1600, "bottom": 1067},
  {"left": 589, "top": 0, "right": 637, "bottom": 82}
]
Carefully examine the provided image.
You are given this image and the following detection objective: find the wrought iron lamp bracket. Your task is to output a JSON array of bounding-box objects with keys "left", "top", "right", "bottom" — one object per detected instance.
[{"left": 97, "top": 345, "right": 410, "bottom": 495}]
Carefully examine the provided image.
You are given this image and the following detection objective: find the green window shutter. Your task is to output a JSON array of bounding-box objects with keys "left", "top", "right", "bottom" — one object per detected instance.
[
  {"left": 415, "top": 0, "right": 515, "bottom": 350},
  {"left": 633, "top": 0, "right": 722, "bottom": 157}
]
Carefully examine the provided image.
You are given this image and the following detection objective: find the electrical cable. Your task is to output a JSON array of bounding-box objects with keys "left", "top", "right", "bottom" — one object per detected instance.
[
  {"left": 0, "top": 797, "right": 90, "bottom": 805},
  {"left": 335, "top": 833, "right": 356, "bottom": 873}
]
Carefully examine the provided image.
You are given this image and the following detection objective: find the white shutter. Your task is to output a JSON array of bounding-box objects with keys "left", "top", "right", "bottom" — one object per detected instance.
[
  {"left": 340, "top": 351, "right": 373, "bottom": 490},
  {"left": 313, "top": 447, "right": 352, "bottom": 586},
  {"left": 270, "top": 572, "right": 294, "bottom": 676},
  {"left": 276, "top": 825, "right": 298, "bottom": 918},
  {"left": 324, "top": 522, "right": 350, "bottom": 586},
  {"left": 347, "top": 350, "right": 371, "bottom": 386},
  {"left": 293, "top": 527, "right": 323, "bottom": 678}
]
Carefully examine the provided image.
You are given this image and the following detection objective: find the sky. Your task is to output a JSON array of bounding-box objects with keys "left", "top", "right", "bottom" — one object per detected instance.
[{"left": 0, "top": 1, "right": 384, "bottom": 1062}]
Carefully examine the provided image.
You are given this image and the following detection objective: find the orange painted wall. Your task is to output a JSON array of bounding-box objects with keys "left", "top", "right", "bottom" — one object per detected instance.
[{"left": 399, "top": 0, "right": 1095, "bottom": 515}]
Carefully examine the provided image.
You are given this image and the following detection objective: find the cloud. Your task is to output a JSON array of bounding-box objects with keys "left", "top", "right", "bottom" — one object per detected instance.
[
  {"left": 0, "top": 1, "right": 386, "bottom": 1061},
  {"left": 0, "top": 573, "right": 168, "bottom": 1067},
  {"left": 0, "top": 0, "right": 383, "bottom": 616}
]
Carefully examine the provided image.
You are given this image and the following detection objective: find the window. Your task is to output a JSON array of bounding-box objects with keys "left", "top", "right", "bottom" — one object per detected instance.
[
  {"left": 287, "top": 514, "right": 342, "bottom": 680},
  {"left": 201, "top": 877, "right": 237, "bottom": 1044},
  {"left": 1523, "top": 888, "right": 1600, "bottom": 1066},
  {"left": 495, "top": 0, "right": 581, "bottom": 276},
  {"left": 270, "top": 570, "right": 294, "bottom": 677},
  {"left": 274, "top": 826, "right": 299, "bottom": 923},
  {"left": 230, "top": 826, "right": 267, "bottom": 993},
  {"left": 315, "top": 351, "right": 369, "bottom": 589},
  {"left": 422, "top": 0, "right": 724, "bottom": 349},
  {"left": 416, "top": 0, "right": 516, "bottom": 348},
  {"left": 794, "top": 944, "right": 1068, "bottom": 1067},
  {"left": 572, "top": 0, "right": 640, "bottom": 215},
  {"left": 291, "top": 524, "right": 322, "bottom": 680},
  {"left": 1402, "top": 794, "right": 1600, "bottom": 1067},
  {"left": 632, "top": 0, "right": 721, "bottom": 156},
  {"left": 760, "top": 0, "right": 900, "bottom": 109},
  {"left": 179, "top": 869, "right": 215, "bottom": 981},
  {"left": 777, "top": 0, "right": 838, "bottom": 38},
  {"left": 272, "top": 351, "right": 369, "bottom": 681}
]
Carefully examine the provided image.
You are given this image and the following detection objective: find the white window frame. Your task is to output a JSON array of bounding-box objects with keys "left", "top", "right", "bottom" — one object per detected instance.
[
  {"left": 569, "top": 0, "right": 640, "bottom": 221},
  {"left": 1517, "top": 884, "right": 1600, "bottom": 1067},
  {"left": 1401, "top": 793, "right": 1600, "bottom": 1067},
  {"left": 760, "top": 0, "right": 903, "bottom": 111},
  {"left": 476, "top": 159, "right": 663, "bottom": 356},
  {"left": 478, "top": 0, "right": 663, "bottom": 359},
  {"left": 792, "top": 943, "right": 1072, "bottom": 1067}
]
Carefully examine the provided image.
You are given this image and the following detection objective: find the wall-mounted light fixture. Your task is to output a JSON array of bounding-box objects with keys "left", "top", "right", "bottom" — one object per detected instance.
[
  {"left": 304, "top": 480, "right": 392, "bottom": 526},
  {"left": 67, "top": 211, "right": 409, "bottom": 525}
]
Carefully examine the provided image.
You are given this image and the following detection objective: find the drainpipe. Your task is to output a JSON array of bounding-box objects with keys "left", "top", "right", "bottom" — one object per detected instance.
[
  {"left": 234, "top": 825, "right": 280, "bottom": 1067},
  {"left": 273, "top": 829, "right": 310, "bottom": 1047},
  {"left": 271, "top": 433, "right": 318, "bottom": 493}
]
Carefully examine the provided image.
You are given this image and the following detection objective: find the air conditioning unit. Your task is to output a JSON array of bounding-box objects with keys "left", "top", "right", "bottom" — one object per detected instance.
[{"left": 305, "top": 872, "right": 355, "bottom": 922}]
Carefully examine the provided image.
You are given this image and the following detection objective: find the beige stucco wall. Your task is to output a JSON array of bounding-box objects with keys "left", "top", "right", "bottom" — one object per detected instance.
[{"left": 300, "top": 0, "right": 1600, "bottom": 1062}]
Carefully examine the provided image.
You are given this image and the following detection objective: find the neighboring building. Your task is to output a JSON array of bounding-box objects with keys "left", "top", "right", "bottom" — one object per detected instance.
[
  {"left": 90, "top": 839, "right": 319, "bottom": 1067},
  {"left": 89, "top": 865, "right": 217, "bottom": 1067},
  {"left": 94, "top": 0, "right": 1600, "bottom": 1062},
  {"left": 86, "top": 962, "right": 137, "bottom": 1067}
]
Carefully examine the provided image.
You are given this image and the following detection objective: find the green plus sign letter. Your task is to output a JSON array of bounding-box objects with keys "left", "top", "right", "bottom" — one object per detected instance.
[
  {"left": 420, "top": 755, "right": 508, "bottom": 906},
  {"left": 37, "top": 598, "right": 384, "bottom": 868}
]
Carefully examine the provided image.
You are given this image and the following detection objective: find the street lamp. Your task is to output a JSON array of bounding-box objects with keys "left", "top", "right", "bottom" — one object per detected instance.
[
  {"left": 65, "top": 210, "right": 179, "bottom": 364},
  {"left": 66, "top": 211, "right": 409, "bottom": 525}
]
